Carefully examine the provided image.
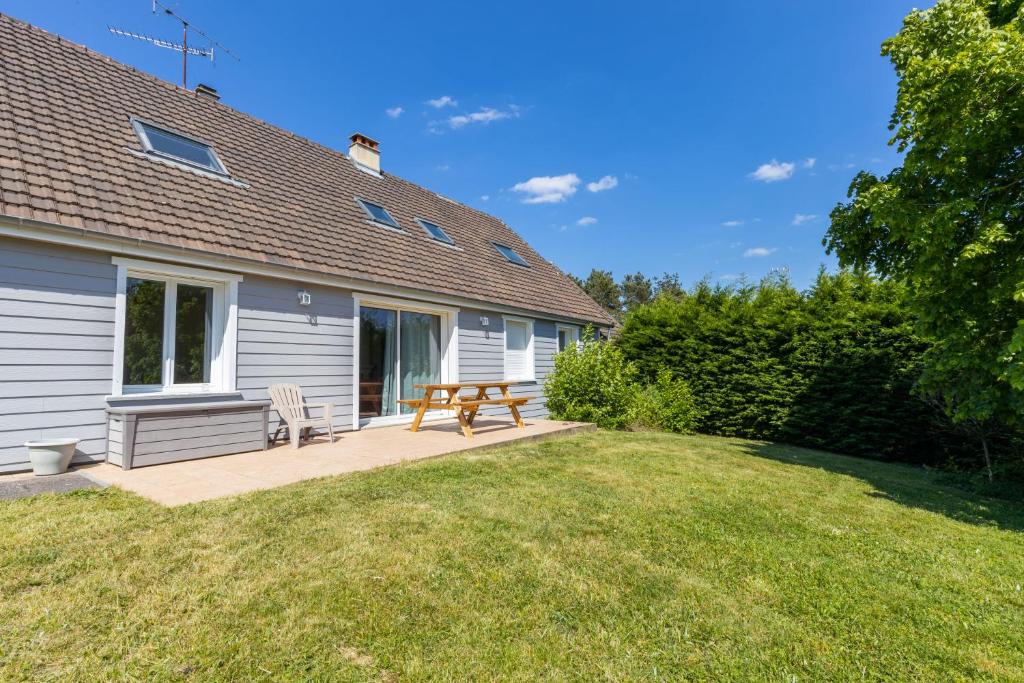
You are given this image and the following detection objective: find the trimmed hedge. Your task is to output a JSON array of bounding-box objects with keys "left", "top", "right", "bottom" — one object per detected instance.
[{"left": 616, "top": 270, "right": 977, "bottom": 467}]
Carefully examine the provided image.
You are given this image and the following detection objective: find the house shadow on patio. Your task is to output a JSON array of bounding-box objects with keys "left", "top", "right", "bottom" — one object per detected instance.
[{"left": 736, "top": 441, "right": 1024, "bottom": 533}]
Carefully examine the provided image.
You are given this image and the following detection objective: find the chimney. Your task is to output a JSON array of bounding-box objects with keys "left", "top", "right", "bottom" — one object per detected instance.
[
  {"left": 349, "top": 132, "right": 380, "bottom": 174},
  {"left": 195, "top": 83, "right": 220, "bottom": 101}
]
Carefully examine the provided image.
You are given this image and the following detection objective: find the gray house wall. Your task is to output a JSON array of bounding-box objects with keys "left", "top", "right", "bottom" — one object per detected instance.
[
  {"left": 235, "top": 276, "right": 355, "bottom": 432},
  {"left": 0, "top": 238, "right": 116, "bottom": 473},
  {"left": 0, "top": 236, "right": 578, "bottom": 473},
  {"left": 458, "top": 310, "right": 558, "bottom": 420}
]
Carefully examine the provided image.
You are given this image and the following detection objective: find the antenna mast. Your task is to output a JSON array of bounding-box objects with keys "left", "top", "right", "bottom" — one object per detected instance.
[{"left": 107, "top": 1, "right": 238, "bottom": 89}]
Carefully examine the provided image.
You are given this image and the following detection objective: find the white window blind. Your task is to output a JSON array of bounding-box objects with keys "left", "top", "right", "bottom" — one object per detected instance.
[{"left": 505, "top": 318, "right": 533, "bottom": 381}]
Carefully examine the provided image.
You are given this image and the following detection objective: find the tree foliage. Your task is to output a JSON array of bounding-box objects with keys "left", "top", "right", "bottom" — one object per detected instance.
[
  {"left": 544, "top": 332, "right": 698, "bottom": 433},
  {"left": 571, "top": 268, "right": 688, "bottom": 319},
  {"left": 825, "top": 0, "right": 1024, "bottom": 429},
  {"left": 616, "top": 271, "right": 990, "bottom": 468},
  {"left": 620, "top": 272, "right": 654, "bottom": 312},
  {"left": 578, "top": 269, "right": 621, "bottom": 319}
]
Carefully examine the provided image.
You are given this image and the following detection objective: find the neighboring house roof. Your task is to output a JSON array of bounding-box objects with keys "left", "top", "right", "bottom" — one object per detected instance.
[{"left": 0, "top": 15, "right": 614, "bottom": 326}]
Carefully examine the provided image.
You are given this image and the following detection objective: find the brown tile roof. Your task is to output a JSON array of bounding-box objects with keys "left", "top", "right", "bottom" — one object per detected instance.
[{"left": 0, "top": 14, "right": 613, "bottom": 325}]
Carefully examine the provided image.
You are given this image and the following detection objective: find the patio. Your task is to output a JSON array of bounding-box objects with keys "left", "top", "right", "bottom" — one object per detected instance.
[{"left": 81, "top": 417, "right": 594, "bottom": 506}]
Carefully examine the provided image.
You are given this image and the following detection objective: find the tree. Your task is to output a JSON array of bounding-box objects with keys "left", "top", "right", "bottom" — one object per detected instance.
[
  {"left": 620, "top": 272, "right": 653, "bottom": 313},
  {"left": 824, "top": 0, "right": 1024, "bottom": 430},
  {"left": 654, "top": 272, "right": 685, "bottom": 300},
  {"left": 579, "top": 269, "right": 622, "bottom": 318}
]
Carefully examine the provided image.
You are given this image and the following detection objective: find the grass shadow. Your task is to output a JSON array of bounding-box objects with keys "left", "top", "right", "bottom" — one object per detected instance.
[{"left": 737, "top": 440, "right": 1024, "bottom": 533}]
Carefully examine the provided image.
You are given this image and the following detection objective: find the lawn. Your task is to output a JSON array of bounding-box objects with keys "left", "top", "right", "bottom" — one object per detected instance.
[{"left": 1, "top": 431, "right": 1022, "bottom": 681}]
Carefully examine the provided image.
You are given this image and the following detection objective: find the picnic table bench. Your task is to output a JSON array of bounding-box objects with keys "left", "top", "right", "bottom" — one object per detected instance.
[{"left": 398, "top": 381, "right": 537, "bottom": 438}]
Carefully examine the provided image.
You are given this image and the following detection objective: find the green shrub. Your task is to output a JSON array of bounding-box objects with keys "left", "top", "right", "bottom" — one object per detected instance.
[
  {"left": 545, "top": 335, "right": 699, "bottom": 433},
  {"left": 629, "top": 370, "right": 699, "bottom": 434},
  {"left": 544, "top": 333, "right": 639, "bottom": 429}
]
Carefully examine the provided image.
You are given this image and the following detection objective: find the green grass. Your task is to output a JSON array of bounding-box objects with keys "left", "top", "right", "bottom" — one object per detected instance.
[{"left": 1, "top": 431, "right": 1023, "bottom": 681}]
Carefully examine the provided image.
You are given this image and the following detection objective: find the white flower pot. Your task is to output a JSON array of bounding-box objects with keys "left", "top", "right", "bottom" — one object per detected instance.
[{"left": 25, "top": 438, "right": 80, "bottom": 476}]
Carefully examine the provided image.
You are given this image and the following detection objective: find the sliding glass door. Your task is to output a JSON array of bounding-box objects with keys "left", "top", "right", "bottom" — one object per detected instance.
[
  {"left": 399, "top": 312, "right": 442, "bottom": 414},
  {"left": 359, "top": 307, "right": 398, "bottom": 418},
  {"left": 359, "top": 306, "right": 443, "bottom": 420}
]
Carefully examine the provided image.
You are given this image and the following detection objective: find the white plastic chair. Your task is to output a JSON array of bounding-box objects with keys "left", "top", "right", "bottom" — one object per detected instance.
[{"left": 267, "top": 384, "right": 335, "bottom": 449}]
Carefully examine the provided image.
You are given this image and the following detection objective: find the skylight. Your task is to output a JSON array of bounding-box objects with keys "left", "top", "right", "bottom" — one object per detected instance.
[
  {"left": 417, "top": 218, "right": 454, "bottom": 245},
  {"left": 356, "top": 198, "right": 400, "bottom": 229},
  {"left": 132, "top": 119, "right": 227, "bottom": 175},
  {"left": 493, "top": 243, "right": 529, "bottom": 267}
]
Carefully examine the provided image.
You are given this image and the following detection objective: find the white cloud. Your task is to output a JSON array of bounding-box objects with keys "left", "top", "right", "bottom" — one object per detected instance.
[
  {"left": 586, "top": 175, "right": 618, "bottom": 193},
  {"left": 512, "top": 173, "right": 581, "bottom": 204},
  {"left": 750, "top": 160, "right": 795, "bottom": 183},
  {"left": 426, "top": 95, "right": 457, "bottom": 108},
  {"left": 480, "top": 194, "right": 490, "bottom": 202},
  {"left": 448, "top": 106, "right": 520, "bottom": 129},
  {"left": 721, "top": 219, "right": 744, "bottom": 227},
  {"left": 385, "top": 106, "right": 404, "bottom": 119},
  {"left": 435, "top": 164, "right": 450, "bottom": 171},
  {"left": 576, "top": 216, "right": 598, "bottom": 226},
  {"left": 719, "top": 273, "right": 742, "bottom": 282},
  {"left": 792, "top": 213, "right": 818, "bottom": 226},
  {"left": 803, "top": 157, "right": 817, "bottom": 169},
  {"left": 743, "top": 246, "right": 777, "bottom": 258}
]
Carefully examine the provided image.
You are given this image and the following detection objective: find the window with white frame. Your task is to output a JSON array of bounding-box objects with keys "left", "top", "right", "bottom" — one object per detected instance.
[
  {"left": 504, "top": 317, "right": 534, "bottom": 381},
  {"left": 113, "top": 258, "right": 240, "bottom": 395},
  {"left": 556, "top": 325, "right": 580, "bottom": 352},
  {"left": 132, "top": 118, "right": 228, "bottom": 176}
]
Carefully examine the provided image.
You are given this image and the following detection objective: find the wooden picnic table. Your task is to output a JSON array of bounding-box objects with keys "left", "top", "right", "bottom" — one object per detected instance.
[{"left": 398, "top": 381, "right": 537, "bottom": 438}]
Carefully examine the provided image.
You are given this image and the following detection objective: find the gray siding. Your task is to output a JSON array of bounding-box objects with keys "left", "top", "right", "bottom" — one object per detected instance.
[
  {"left": 458, "top": 310, "right": 559, "bottom": 420},
  {"left": 0, "top": 238, "right": 116, "bottom": 473},
  {"left": 236, "top": 276, "right": 355, "bottom": 432},
  {"left": 0, "top": 236, "right": 579, "bottom": 474}
]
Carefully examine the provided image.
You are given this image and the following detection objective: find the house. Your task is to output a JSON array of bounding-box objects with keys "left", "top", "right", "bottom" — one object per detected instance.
[{"left": 0, "top": 15, "right": 613, "bottom": 473}]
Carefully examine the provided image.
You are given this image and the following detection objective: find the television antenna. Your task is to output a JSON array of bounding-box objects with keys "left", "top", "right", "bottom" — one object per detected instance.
[{"left": 107, "top": 1, "right": 238, "bottom": 89}]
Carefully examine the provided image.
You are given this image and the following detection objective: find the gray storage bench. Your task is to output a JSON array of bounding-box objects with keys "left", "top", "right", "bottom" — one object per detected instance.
[{"left": 106, "top": 398, "right": 271, "bottom": 470}]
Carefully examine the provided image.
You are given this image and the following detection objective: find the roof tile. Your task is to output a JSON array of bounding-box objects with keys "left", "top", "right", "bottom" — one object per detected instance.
[{"left": 0, "top": 14, "right": 612, "bottom": 325}]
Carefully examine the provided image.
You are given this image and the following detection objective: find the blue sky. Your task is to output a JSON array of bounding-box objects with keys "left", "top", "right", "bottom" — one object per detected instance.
[{"left": 6, "top": 0, "right": 922, "bottom": 289}]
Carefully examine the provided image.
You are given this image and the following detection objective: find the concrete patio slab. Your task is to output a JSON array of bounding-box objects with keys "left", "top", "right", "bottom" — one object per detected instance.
[{"left": 82, "top": 417, "right": 594, "bottom": 506}]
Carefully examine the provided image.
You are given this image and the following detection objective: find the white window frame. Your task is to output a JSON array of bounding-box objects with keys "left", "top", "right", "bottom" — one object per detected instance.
[
  {"left": 503, "top": 316, "right": 535, "bottom": 382},
  {"left": 556, "top": 324, "right": 580, "bottom": 352},
  {"left": 355, "top": 197, "right": 402, "bottom": 231},
  {"left": 131, "top": 117, "right": 229, "bottom": 176},
  {"left": 415, "top": 218, "right": 455, "bottom": 245},
  {"left": 112, "top": 257, "right": 241, "bottom": 397},
  {"left": 492, "top": 242, "right": 529, "bottom": 267},
  {"left": 352, "top": 293, "right": 460, "bottom": 430}
]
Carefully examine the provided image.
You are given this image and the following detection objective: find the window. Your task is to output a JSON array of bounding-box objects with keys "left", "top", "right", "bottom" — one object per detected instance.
[
  {"left": 416, "top": 218, "right": 454, "bottom": 245},
  {"left": 132, "top": 119, "right": 227, "bottom": 175},
  {"left": 359, "top": 307, "right": 443, "bottom": 419},
  {"left": 493, "top": 243, "right": 529, "bottom": 267},
  {"left": 556, "top": 325, "right": 580, "bottom": 352},
  {"left": 357, "top": 198, "right": 401, "bottom": 229},
  {"left": 113, "top": 258, "right": 240, "bottom": 395},
  {"left": 504, "top": 317, "right": 534, "bottom": 381},
  {"left": 353, "top": 294, "right": 460, "bottom": 428}
]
